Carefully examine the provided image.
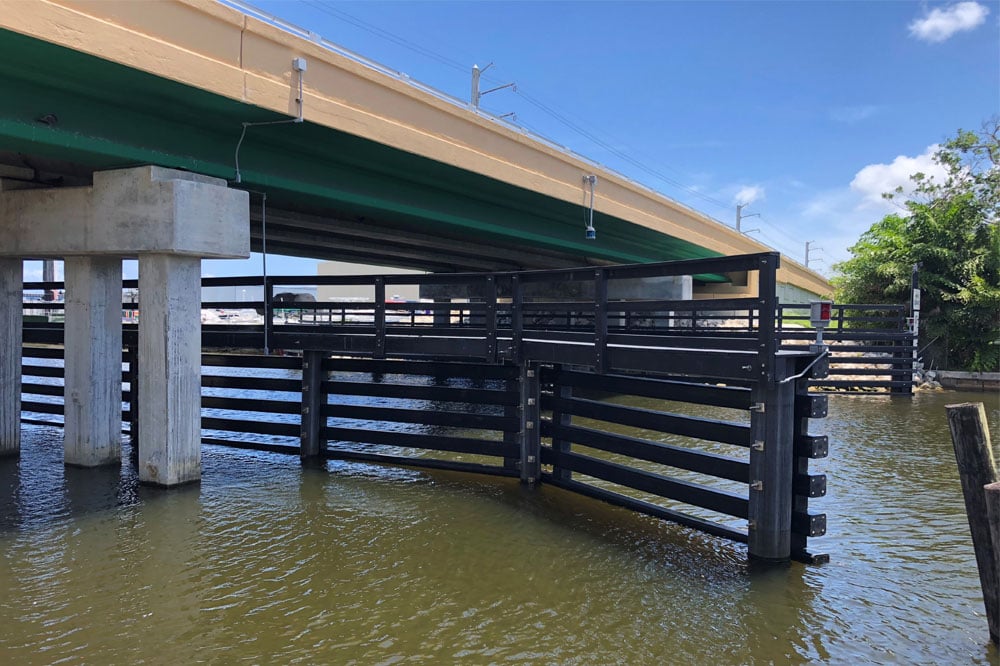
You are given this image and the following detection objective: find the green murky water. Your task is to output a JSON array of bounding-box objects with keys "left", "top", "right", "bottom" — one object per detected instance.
[{"left": 1, "top": 390, "right": 998, "bottom": 664}]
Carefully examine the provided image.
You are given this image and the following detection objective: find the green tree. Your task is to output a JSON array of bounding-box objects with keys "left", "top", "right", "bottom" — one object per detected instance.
[{"left": 832, "top": 121, "right": 1000, "bottom": 371}]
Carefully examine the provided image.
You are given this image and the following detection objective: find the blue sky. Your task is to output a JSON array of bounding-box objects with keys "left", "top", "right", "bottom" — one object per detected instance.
[{"left": 34, "top": 1, "right": 1000, "bottom": 282}]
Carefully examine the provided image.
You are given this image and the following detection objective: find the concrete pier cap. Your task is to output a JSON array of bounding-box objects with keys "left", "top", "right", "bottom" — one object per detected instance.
[
  {"left": 1, "top": 166, "right": 250, "bottom": 258},
  {"left": 0, "top": 165, "right": 250, "bottom": 486}
]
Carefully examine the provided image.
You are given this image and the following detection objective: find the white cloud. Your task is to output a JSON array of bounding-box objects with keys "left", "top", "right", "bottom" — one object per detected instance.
[
  {"left": 790, "top": 145, "right": 952, "bottom": 267},
  {"left": 849, "top": 144, "right": 948, "bottom": 209},
  {"left": 909, "top": 2, "right": 989, "bottom": 42},
  {"left": 733, "top": 185, "right": 765, "bottom": 206}
]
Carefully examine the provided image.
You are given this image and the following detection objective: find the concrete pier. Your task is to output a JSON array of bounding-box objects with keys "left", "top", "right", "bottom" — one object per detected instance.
[
  {"left": 138, "top": 254, "right": 202, "bottom": 486},
  {"left": 64, "top": 256, "right": 123, "bottom": 467},
  {"left": 0, "top": 258, "right": 21, "bottom": 456},
  {"left": 0, "top": 166, "right": 249, "bottom": 484}
]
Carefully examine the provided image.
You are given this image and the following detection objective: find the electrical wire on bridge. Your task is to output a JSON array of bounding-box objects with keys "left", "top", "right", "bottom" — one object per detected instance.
[{"left": 241, "top": 0, "right": 817, "bottom": 270}]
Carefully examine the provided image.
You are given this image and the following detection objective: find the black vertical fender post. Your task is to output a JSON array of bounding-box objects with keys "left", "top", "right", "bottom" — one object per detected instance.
[
  {"left": 263, "top": 275, "right": 274, "bottom": 355},
  {"left": 791, "top": 366, "right": 829, "bottom": 564},
  {"left": 300, "top": 350, "right": 325, "bottom": 463},
  {"left": 748, "top": 356, "right": 795, "bottom": 562},
  {"left": 748, "top": 251, "right": 793, "bottom": 561},
  {"left": 373, "top": 277, "right": 386, "bottom": 360},
  {"left": 594, "top": 268, "right": 608, "bottom": 374},
  {"left": 511, "top": 274, "right": 523, "bottom": 365},
  {"left": 893, "top": 304, "right": 914, "bottom": 395},
  {"left": 519, "top": 362, "right": 541, "bottom": 485},
  {"left": 485, "top": 275, "right": 498, "bottom": 363},
  {"left": 755, "top": 253, "right": 779, "bottom": 385}
]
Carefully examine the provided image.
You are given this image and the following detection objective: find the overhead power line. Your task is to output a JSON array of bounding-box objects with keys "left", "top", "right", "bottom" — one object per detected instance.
[
  {"left": 513, "top": 90, "right": 733, "bottom": 212},
  {"left": 303, "top": 0, "right": 469, "bottom": 74},
  {"left": 304, "top": 0, "right": 732, "bottom": 212},
  {"left": 294, "top": 0, "right": 811, "bottom": 257}
]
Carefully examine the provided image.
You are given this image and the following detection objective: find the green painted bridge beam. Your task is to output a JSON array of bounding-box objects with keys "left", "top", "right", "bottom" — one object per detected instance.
[{"left": 0, "top": 27, "right": 725, "bottom": 275}]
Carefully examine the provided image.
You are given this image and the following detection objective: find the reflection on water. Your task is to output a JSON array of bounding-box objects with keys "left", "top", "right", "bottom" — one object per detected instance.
[{"left": 0, "top": 391, "right": 997, "bottom": 664}]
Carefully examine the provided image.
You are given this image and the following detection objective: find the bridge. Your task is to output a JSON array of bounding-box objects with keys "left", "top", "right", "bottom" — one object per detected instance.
[
  {"left": 0, "top": 0, "right": 828, "bottom": 296},
  {"left": 0, "top": 1, "right": 832, "bottom": 562}
]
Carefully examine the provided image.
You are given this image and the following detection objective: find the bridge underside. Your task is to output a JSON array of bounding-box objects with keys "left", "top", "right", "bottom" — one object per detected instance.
[{"left": 0, "top": 28, "right": 728, "bottom": 278}]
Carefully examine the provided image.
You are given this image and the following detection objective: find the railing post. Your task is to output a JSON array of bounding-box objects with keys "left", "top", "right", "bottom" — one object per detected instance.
[
  {"left": 263, "top": 276, "right": 273, "bottom": 355},
  {"left": 756, "top": 253, "right": 778, "bottom": 385},
  {"left": 485, "top": 276, "right": 498, "bottom": 363},
  {"left": 893, "top": 306, "right": 913, "bottom": 395},
  {"left": 511, "top": 275, "right": 523, "bottom": 364},
  {"left": 748, "top": 252, "right": 789, "bottom": 561},
  {"left": 594, "top": 269, "right": 608, "bottom": 374},
  {"left": 519, "top": 362, "right": 541, "bottom": 485},
  {"left": 748, "top": 355, "right": 796, "bottom": 562},
  {"left": 300, "top": 350, "right": 326, "bottom": 463},
  {"left": 373, "top": 277, "right": 386, "bottom": 360}
]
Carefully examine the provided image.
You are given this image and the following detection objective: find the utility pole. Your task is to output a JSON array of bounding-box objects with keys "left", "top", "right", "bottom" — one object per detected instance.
[
  {"left": 805, "top": 241, "right": 823, "bottom": 268},
  {"left": 736, "top": 203, "right": 759, "bottom": 233},
  {"left": 470, "top": 63, "right": 514, "bottom": 109},
  {"left": 471, "top": 64, "right": 482, "bottom": 108}
]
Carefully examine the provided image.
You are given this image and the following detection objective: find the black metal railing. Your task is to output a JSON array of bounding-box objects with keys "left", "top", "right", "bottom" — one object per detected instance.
[{"left": 778, "top": 303, "right": 914, "bottom": 393}]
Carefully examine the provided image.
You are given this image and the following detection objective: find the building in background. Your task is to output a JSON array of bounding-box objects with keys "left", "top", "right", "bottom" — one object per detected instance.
[{"left": 317, "top": 261, "right": 425, "bottom": 302}]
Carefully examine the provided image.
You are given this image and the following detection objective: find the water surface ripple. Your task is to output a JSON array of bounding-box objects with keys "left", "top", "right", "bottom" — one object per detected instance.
[{"left": 0, "top": 390, "right": 997, "bottom": 664}]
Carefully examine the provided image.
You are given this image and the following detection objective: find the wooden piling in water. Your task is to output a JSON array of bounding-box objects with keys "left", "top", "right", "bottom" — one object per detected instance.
[
  {"left": 984, "top": 481, "right": 1000, "bottom": 645},
  {"left": 946, "top": 402, "right": 998, "bottom": 644}
]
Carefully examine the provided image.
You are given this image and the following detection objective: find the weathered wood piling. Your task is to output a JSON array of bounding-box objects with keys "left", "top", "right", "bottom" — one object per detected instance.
[{"left": 947, "top": 402, "right": 998, "bottom": 644}]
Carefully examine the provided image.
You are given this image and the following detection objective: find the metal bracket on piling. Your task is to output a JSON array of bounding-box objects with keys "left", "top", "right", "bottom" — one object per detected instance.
[{"left": 519, "top": 363, "right": 541, "bottom": 485}]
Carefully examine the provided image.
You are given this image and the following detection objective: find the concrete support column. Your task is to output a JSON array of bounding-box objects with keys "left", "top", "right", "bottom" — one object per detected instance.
[
  {"left": 2, "top": 166, "right": 249, "bottom": 485},
  {"left": 0, "top": 259, "right": 21, "bottom": 457},
  {"left": 64, "top": 256, "right": 123, "bottom": 467},
  {"left": 138, "top": 254, "right": 202, "bottom": 486}
]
